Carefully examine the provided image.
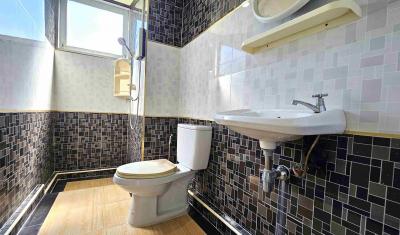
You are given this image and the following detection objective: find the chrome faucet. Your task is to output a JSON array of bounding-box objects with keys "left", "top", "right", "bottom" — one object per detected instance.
[{"left": 292, "top": 93, "right": 328, "bottom": 113}]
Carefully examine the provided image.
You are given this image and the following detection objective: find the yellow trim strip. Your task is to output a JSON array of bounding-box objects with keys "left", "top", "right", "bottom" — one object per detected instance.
[
  {"left": 1, "top": 109, "right": 398, "bottom": 139},
  {"left": 0, "top": 109, "right": 130, "bottom": 115},
  {"left": 144, "top": 116, "right": 400, "bottom": 139},
  {"left": 344, "top": 130, "right": 400, "bottom": 139}
]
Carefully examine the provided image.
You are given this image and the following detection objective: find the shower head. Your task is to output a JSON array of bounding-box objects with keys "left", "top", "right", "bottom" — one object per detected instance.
[
  {"left": 118, "top": 37, "right": 133, "bottom": 57},
  {"left": 118, "top": 37, "right": 127, "bottom": 46}
]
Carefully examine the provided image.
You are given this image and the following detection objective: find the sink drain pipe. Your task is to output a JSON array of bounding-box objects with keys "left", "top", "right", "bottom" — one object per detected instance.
[{"left": 262, "top": 149, "right": 290, "bottom": 193}]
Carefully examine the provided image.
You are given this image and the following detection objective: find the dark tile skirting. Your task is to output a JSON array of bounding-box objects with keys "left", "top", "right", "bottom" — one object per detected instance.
[
  {"left": 144, "top": 116, "right": 400, "bottom": 235},
  {"left": 0, "top": 185, "right": 45, "bottom": 235},
  {"left": 188, "top": 191, "right": 251, "bottom": 235}
]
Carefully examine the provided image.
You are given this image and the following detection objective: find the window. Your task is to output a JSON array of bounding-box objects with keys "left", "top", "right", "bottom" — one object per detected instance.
[
  {"left": 59, "top": 0, "right": 129, "bottom": 57},
  {"left": 0, "top": 0, "right": 45, "bottom": 41}
]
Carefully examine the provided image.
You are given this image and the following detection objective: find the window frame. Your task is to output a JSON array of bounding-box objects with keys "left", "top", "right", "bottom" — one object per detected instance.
[{"left": 58, "top": 0, "right": 130, "bottom": 58}]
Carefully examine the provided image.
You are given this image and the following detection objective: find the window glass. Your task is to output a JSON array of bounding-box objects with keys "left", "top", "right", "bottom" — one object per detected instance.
[
  {"left": 0, "top": 0, "right": 45, "bottom": 41},
  {"left": 66, "top": 0, "right": 124, "bottom": 55}
]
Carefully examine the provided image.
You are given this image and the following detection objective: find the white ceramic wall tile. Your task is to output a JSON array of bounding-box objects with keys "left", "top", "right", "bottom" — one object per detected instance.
[
  {"left": 146, "top": 0, "right": 400, "bottom": 134},
  {"left": 52, "top": 50, "right": 129, "bottom": 114},
  {"left": 0, "top": 36, "right": 54, "bottom": 111},
  {"left": 145, "top": 41, "right": 180, "bottom": 117}
]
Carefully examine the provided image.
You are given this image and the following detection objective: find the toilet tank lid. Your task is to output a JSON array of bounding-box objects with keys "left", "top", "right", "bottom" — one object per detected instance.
[{"left": 178, "top": 124, "right": 212, "bottom": 131}]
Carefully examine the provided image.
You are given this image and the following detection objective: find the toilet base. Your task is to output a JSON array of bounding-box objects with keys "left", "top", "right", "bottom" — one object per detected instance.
[
  {"left": 125, "top": 171, "right": 195, "bottom": 227},
  {"left": 128, "top": 195, "right": 188, "bottom": 227}
]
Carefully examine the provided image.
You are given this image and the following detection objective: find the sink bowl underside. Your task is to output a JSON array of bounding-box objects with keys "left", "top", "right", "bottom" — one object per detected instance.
[
  {"left": 214, "top": 109, "right": 346, "bottom": 149},
  {"left": 252, "top": 0, "right": 311, "bottom": 23}
]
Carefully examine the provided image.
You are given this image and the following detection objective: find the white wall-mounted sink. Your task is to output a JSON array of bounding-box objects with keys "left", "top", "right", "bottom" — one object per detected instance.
[
  {"left": 214, "top": 109, "right": 346, "bottom": 149},
  {"left": 251, "top": 0, "right": 310, "bottom": 23}
]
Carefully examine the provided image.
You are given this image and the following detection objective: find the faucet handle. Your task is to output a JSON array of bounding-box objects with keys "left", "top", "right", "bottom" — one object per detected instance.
[{"left": 312, "top": 93, "right": 328, "bottom": 98}]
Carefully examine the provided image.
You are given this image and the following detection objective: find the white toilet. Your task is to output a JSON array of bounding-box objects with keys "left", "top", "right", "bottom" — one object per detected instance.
[{"left": 113, "top": 124, "right": 212, "bottom": 227}]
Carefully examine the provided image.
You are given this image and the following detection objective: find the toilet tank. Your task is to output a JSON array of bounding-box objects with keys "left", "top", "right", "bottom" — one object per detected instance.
[{"left": 177, "top": 124, "right": 212, "bottom": 170}]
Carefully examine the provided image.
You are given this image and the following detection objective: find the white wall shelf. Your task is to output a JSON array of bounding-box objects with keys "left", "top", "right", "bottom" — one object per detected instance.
[
  {"left": 241, "top": 0, "right": 362, "bottom": 53},
  {"left": 114, "top": 59, "right": 133, "bottom": 97}
]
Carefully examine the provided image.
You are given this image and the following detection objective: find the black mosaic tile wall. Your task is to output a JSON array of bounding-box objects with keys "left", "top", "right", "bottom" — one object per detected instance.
[
  {"left": 0, "top": 112, "right": 53, "bottom": 227},
  {"left": 143, "top": 117, "right": 178, "bottom": 162},
  {"left": 52, "top": 112, "right": 133, "bottom": 171},
  {"left": 128, "top": 115, "right": 143, "bottom": 163},
  {"left": 148, "top": 0, "right": 245, "bottom": 47},
  {"left": 144, "top": 117, "right": 400, "bottom": 235},
  {"left": 148, "top": 0, "right": 184, "bottom": 47},
  {"left": 181, "top": 0, "right": 245, "bottom": 46}
]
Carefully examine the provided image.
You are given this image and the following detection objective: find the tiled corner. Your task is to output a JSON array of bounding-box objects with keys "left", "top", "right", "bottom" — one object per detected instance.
[
  {"left": 0, "top": 111, "right": 141, "bottom": 229},
  {"left": 0, "top": 112, "right": 53, "bottom": 227}
]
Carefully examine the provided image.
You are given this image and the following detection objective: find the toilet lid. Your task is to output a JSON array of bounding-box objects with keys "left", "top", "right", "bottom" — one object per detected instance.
[{"left": 116, "top": 159, "right": 177, "bottom": 179}]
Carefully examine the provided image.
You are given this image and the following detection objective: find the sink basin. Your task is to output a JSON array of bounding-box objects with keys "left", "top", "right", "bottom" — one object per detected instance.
[
  {"left": 214, "top": 109, "right": 346, "bottom": 149},
  {"left": 251, "top": 0, "right": 310, "bottom": 23}
]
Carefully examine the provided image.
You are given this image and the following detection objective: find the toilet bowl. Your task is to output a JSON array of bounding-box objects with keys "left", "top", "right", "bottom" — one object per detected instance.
[{"left": 113, "top": 124, "right": 212, "bottom": 227}]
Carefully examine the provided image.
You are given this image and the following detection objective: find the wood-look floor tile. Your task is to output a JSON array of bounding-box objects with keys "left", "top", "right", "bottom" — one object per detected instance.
[
  {"left": 64, "top": 178, "right": 113, "bottom": 191},
  {"left": 52, "top": 188, "right": 95, "bottom": 209},
  {"left": 101, "top": 199, "right": 131, "bottom": 228},
  {"left": 39, "top": 178, "right": 205, "bottom": 235},
  {"left": 94, "top": 185, "right": 130, "bottom": 205},
  {"left": 39, "top": 206, "right": 94, "bottom": 235}
]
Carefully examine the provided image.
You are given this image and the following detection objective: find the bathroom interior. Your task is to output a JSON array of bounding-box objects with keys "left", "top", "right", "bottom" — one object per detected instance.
[{"left": 1, "top": 0, "right": 400, "bottom": 234}]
